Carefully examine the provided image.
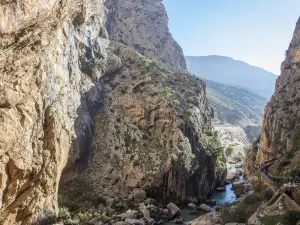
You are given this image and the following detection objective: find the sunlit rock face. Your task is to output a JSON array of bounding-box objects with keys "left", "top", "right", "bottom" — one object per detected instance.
[
  {"left": 105, "top": 0, "right": 187, "bottom": 70},
  {"left": 259, "top": 18, "right": 300, "bottom": 163},
  {"left": 0, "top": 0, "right": 107, "bottom": 224},
  {"left": 0, "top": 0, "right": 225, "bottom": 224}
]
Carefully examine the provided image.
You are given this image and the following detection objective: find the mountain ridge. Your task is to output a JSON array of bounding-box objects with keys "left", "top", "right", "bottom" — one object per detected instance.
[{"left": 186, "top": 55, "right": 278, "bottom": 99}]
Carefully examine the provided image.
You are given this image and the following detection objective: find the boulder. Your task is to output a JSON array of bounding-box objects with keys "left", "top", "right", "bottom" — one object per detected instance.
[
  {"left": 173, "top": 217, "right": 184, "bottom": 224},
  {"left": 188, "top": 203, "right": 197, "bottom": 210},
  {"left": 124, "top": 218, "right": 145, "bottom": 225},
  {"left": 188, "top": 211, "right": 220, "bottom": 225},
  {"left": 163, "top": 208, "right": 169, "bottom": 215},
  {"left": 87, "top": 218, "right": 104, "bottom": 225},
  {"left": 65, "top": 218, "right": 80, "bottom": 225},
  {"left": 142, "top": 207, "right": 151, "bottom": 220},
  {"left": 167, "top": 203, "right": 181, "bottom": 218},
  {"left": 102, "top": 196, "right": 114, "bottom": 208},
  {"left": 232, "top": 180, "right": 245, "bottom": 190},
  {"left": 216, "top": 187, "right": 226, "bottom": 192},
  {"left": 236, "top": 169, "right": 243, "bottom": 176},
  {"left": 198, "top": 203, "right": 210, "bottom": 212},
  {"left": 226, "top": 172, "right": 239, "bottom": 182},
  {"left": 133, "top": 189, "right": 147, "bottom": 202},
  {"left": 118, "top": 210, "right": 139, "bottom": 220}
]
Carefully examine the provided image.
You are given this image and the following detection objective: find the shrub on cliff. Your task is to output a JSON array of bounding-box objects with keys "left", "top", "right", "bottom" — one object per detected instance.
[
  {"left": 291, "top": 167, "right": 300, "bottom": 178},
  {"left": 221, "top": 201, "right": 260, "bottom": 223},
  {"left": 225, "top": 145, "right": 234, "bottom": 156},
  {"left": 76, "top": 212, "right": 91, "bottom": 222},
  {"left": 283, "top": 210, "right": 300, "bottom": 225},
  {"left": 292, "top": 128, "right": 300, "bottom": 152},
  {"left": 58, "top": 207, "right": 70, "bottom": 219}
]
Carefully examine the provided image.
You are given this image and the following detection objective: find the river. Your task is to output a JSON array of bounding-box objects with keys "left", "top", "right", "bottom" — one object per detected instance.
[{"left": 166, "top": 175, "right": 243, "bottom": 224}]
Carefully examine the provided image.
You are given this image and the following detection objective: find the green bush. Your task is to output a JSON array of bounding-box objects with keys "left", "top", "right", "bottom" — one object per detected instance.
[
  {"left": 58, "top": 207, "right": 70, "bottom": 219},
  {"left": 283, "top": 210, "right": 300, "bottom": 225},
  {"left": 262, "top": 188, "right": 274, "bottom": 201},
  {"left": 95, "top": 212, "right": 107, "bottom": 221},
  {"left": 287, "top": 151, "right": 294, "bottom": 159},
  {"left": 244, "top": 193, "right": 262, "bottom": 205},
  {"left": 260, "top": 215, "right": 284, "bottom": 225},
  {"left": 291, "top": 128, "right": 300, "bottom": 152},
  {"left": 163, "top": 87, "right": 171, "bottom": 97},
  {"left": 221, "top": 201, "right": 260, "bottom": 223},
  {"left": 225, "top": 145, "right": 234, "bottom": 156},
  {"left": 76, "top": 212, "right": 91, "bottom": 222},
  {"left": 187, "top": 108, "right": 193, "bottom": 117},
  {"left": 291, "top": 167, "right": 300, "bottom": 178},
  {"left": 253, "top": 177, "right": 266, "bottom": 193}
]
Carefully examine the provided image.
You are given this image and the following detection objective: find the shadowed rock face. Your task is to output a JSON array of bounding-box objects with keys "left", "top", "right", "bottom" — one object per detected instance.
[
  {"left": 258, "top": 18, "right": 300, "bottom": 163},
  {"left": 0, "top": 0, "right": 225, "bottom": 224}
]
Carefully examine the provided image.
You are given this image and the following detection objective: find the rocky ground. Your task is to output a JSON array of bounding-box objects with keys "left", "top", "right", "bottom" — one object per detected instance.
[{"left": 52, "top": 194, "right": 217, "bottom": 225}]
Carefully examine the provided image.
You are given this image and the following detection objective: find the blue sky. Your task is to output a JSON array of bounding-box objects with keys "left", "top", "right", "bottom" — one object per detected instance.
[{"left": 163, "top": 0, "right": 300, "bottom": 75}]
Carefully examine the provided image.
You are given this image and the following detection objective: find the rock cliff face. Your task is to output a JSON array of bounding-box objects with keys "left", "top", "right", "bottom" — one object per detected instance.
[
  {"left": 0, "top": 0, "right": 225, "bottom": 224},
  {"left": 258, "top": 18, "right": 300, "bottom": 163},
  {"left": 61, "top": 42, "right": 226, "bottom": 207},
  {"left": 105, "top": 0, "right": 187, "bottom": 70}
]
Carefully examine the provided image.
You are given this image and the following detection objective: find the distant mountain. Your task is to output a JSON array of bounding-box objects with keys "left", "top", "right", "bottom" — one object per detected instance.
[
  {"left": 186, "top": 55, "right": 278, "bottom": 99},
  {"left": 205, "top": 79, "right": 268, "bottom": 126}
]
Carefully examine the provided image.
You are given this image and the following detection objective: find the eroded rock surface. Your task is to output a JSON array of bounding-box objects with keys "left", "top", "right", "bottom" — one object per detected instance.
[
  {"left": 61, "top": 42, "right": 226, "bottom": 207},
  {"left": 105, "top": 0, "right": 187, "bottom": 70},
  {"left": 0, "top": 0, "right": 225, "bottom": 224},
  {"left": 258, "top": 17, "right": 300, "bottom": 163}
]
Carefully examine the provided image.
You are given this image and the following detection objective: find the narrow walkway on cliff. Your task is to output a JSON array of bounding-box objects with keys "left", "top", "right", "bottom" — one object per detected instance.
[{"left": 259, "top": 155, "right": 300, "bottom": 185}]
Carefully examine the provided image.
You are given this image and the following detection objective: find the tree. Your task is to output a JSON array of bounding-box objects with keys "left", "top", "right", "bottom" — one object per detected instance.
[{"left": 225, "top": 145, "right": 234, "bottom": 156}]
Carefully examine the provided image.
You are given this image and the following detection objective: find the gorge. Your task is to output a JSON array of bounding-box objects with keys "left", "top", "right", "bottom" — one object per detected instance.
[{"left": 1, "top": 0, "right": 300, "bottom": 225}]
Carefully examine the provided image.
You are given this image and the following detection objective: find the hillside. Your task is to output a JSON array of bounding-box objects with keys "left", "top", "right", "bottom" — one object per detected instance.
[
  {"left": 186, "top": 55, "right": 278, "bottom": 99},
  {"left": 205, "top": 79, "right": 268, "bottom": 126}
]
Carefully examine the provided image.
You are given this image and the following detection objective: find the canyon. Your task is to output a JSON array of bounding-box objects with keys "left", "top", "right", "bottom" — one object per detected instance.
[
  {"left": 1, "top": 0, "right": 300, "bottom": 225},
  {"left": 0, "top": 0, "right": 226, "bottom": 224}
]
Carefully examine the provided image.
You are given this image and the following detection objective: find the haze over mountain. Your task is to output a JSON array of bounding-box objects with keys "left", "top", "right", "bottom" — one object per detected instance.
[
  {"left": 186, "top": 55, "right": 278, "bottom": 99},
  {"left": 205, "top": 79, "right": 267, "bottom": 127}
]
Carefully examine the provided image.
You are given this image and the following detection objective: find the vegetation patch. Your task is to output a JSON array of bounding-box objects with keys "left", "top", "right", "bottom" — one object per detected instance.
[
  {"left": 225, "top": 145, "right": 234, "bottom": 156},
  {"left": 260, "top": 214, "right": 284, "bottom": 225},
  {"left": 76, "top": 212, "right": 92, "bottom": 222},
  {"left": 292, "top": 128, "right": 300, "bottom": 152},
  {"left": 221, "top": 182, "right": 272, "bottom": 224},
  {"left": 58, "top": 207, "right": 70, "bottom": 219}
]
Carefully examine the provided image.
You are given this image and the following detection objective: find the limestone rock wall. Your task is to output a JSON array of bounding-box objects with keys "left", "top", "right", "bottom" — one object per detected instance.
[
  {"left": 0, "top": 0, "right": 109, "bottom": 224},
  {"left": 61, "top": 43, "right": 226, "bottom": 206},
  {"left": 259, "top": 17, "right": 300, "bottom": 162},
  {"left": 105, "top": 0, "right": 187, "bottom": 70},
  {"left": 0, "top": 0, "right": 225, "bottom": 224}
]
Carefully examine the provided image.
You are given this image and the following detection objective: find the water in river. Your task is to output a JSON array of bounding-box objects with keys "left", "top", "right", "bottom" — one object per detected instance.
[
  {"left": 208, "top": 175, "right": 243, "bottom": 206},
  {"left": 166, "top": 175, "right": 244, "bottom": 224}
]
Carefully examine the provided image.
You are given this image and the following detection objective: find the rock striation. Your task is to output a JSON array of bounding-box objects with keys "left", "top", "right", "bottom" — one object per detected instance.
[
  {"left": 0, "top": 0, "right": 225, "bottom": 224},
  {"left": 105, "top": 0, "right": 187, "bottom": 70},
  {"left": 258, "top": 17, "right": 300, "bottom": 163}
]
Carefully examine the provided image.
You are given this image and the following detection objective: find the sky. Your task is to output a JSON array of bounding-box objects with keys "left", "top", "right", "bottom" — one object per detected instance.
[{"left": 163, "top": 0, "right": 300, "bottom": 75}]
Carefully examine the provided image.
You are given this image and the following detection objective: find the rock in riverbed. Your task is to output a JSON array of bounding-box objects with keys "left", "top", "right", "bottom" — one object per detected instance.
[
  {"left": 167, "top": 203, "right": 181, "bottom": 218},
  {"left": 199, "top": 204, "right": 211, "bottom": 212},
  {"left": 216, "top": 187, "right": 226, "bottom": 192}
]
